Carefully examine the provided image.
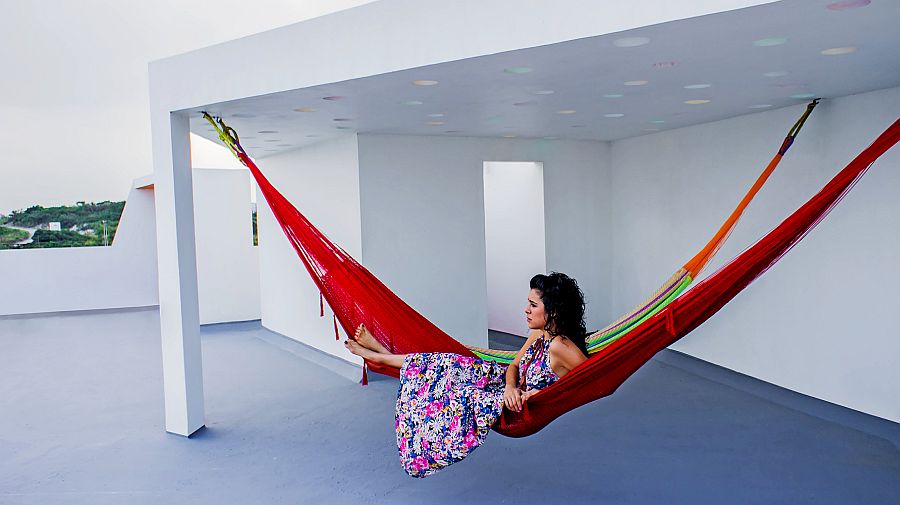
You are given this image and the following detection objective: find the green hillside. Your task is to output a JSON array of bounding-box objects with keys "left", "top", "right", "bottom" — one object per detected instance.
[{"left": 0, "top": 201, "right": 125, "bottom": 249}]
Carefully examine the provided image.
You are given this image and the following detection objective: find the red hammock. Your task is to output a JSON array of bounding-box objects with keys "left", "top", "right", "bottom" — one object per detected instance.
[{"left": 207, "top": 113, "right": 899, "bottom": 437}]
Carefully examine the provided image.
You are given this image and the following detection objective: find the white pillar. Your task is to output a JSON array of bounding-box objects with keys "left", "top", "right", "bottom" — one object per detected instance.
[{"left": 151, "top": 109, "right": 205, "bottom": 436}]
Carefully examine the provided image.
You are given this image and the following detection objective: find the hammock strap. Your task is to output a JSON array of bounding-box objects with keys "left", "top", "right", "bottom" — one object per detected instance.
[
  {"left": 780, "top": 99, "right": 820, "bottom": 155},
  {"left": 203, "top": 112, "right": 246, "bottom": 158}
]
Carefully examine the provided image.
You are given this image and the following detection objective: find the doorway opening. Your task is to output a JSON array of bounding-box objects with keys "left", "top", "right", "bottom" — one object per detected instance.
[{"left": 483, "top": 161, "right": 546, "bottom": 349}]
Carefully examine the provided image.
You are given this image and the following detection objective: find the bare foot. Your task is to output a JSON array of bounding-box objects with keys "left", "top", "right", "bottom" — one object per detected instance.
[
  {"left": 344, "top": 338, "right": 377, "bottom": 360},
  {"left": 354, "top": 324, "right": 390, "bottom": 354}
]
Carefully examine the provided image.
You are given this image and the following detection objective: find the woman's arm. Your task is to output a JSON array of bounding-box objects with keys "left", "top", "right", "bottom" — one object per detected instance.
[{"left": 503, "top": 330, "right": 540, "bottom": 412}]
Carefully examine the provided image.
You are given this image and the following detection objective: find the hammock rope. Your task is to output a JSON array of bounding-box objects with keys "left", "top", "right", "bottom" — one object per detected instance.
[{"left": 202, "top": 111, "right": 899, "bottom": 437}]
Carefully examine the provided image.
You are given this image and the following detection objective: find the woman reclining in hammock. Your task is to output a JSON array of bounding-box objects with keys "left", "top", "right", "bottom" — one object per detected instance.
[{"left": 345, "top": 272, "right": 589, "bottom": 477}]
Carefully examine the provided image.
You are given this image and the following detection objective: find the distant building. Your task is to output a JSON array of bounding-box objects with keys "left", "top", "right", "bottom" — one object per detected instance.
[{"left": 48, "top": 222, "right": 61, "bottom": 231}]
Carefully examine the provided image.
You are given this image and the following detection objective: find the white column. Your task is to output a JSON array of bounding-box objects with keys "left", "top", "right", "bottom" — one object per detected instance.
[{"left": 151, "top": 109, "right": 205, "bottom": 436}]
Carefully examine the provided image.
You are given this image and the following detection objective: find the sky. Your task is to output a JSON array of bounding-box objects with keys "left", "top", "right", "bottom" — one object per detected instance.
[{"left": 0, "top": 0, "right": 377, "bottom": 215}]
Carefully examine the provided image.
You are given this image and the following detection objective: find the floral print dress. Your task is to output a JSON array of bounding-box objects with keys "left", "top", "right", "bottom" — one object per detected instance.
[{"left": 395, "top": 335, "right": 560, "bottom": 477}]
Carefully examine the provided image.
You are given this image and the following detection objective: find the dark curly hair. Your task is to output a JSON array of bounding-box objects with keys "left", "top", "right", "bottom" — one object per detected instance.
[{"left": 530, "top": 272, "right": 588, "bottom": 356}]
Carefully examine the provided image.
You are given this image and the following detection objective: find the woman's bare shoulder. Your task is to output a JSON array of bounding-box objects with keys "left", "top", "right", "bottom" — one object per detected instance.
[
  {"left": 549, "top": 334, "right": 579, "bottom": 348},
  {"left": 549, "top": 336, "right": 588, "bottom": 365}
]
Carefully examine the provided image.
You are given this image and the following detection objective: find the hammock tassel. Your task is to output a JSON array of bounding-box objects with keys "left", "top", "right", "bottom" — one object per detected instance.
[
  {"left": 361, "top": 362, "right": 369, "bottom": 386},
  {"left": 320, "top": 293, "right": 324, "bottom": 317},
  {"left": 334, "top": 314, "right": 340, "bottom": 340}
]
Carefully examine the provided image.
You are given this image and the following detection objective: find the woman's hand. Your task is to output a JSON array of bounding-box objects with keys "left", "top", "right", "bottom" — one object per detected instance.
[
  {"left": 504, "top": 385, "right": 523, "bottom": 412},
  {"left": 520, "top": 389, "right": 538, "bottom": 402}
]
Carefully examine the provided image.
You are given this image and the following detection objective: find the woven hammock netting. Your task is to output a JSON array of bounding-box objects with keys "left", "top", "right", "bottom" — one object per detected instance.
[{"left": 208, "top": 111, "right": 899, "bottom": 438}]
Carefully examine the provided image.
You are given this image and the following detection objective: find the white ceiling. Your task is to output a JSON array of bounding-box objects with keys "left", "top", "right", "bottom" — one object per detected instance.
[{"left": 189, "top": 0, "right": 900, "bottom": 158}]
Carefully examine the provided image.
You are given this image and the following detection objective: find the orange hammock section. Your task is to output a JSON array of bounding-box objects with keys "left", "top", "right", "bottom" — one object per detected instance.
[
  {"left": 683, "top": 100, "right": 819, "bottom": 278},
  {"left": 203, "top": 112, "right": 899, "bottom": 437}
]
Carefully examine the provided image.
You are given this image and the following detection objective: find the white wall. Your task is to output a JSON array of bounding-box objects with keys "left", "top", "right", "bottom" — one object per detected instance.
[
  {"left": 609, "top": 87, "right": 900, "bottom": 422},
  {"left": 0, "top": 183, "right": 159, "bottom": 316},
  {"left": 192, "top": 169, "right": 261, "bottom": 324},
  {"left": 484, "top": 162, "right": 546, "bottom": 336},
  {"left": 256, "top": 136, "right": 363, "bottom": 362},
  {"left": 357, "top": 135, "right": 611, "bottom": 347}
]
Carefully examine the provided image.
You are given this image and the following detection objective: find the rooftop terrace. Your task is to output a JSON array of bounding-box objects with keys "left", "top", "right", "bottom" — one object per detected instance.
[{"left": 1, "top": 308, "right": 897, "bottom": 504}]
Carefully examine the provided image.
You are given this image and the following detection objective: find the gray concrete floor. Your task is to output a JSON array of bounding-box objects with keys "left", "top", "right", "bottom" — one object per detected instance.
[{"left": 1, "top": 308, "right": 898, "bottom": 504}]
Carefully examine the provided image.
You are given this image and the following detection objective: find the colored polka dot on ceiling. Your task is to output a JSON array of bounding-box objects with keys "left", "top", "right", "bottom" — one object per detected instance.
[
  {"left": 258, "top": 130, "right": 278, "bottom": 134},
  {"left": 603, "top": 94, "right": 624, "bottom": 98},
  {"left": 427, "top": 113, "right": 444, "bottom": 118},
  {"left": 613, "top": 36, "right": 650, "bottom": 47},
  {"left": 557, "top": 109, "right": 577, "bottom": 114},
  {"left": 763, "top": 71, "right": 789, "bottom": 78},
  {"left": 293, "top": 107, "right": 317, "bottom": 112},
  {"left": 322, "top": 96, "right": 345, "bottom": 101},
  {"left": 684, "top": 84, "right": 711, "bottom": 89},
  {"left": 402, "top": 100, "right": 423, "bottom": 105},
  {"left": 649, "top": 120, "right": 665, "bottom": 124},
  {"left": 413, "top": 80, "right": 438, "bottom": 86},
  {"left": 504, "top": 67, "right": 533, "bottom": 74},
  {"left": 335, "top": 126, "right": 352, "bottom": 130},
  {"left": 603, "top": 113, "right": 625, "bottom": 118},
  {"left": 502, "top": 134, "right": 517, "bottom": 138},
  {"left": 684, "top": 99, "right": 710, "bottom": 105},
  {"left": 753, "top": 37, "right": 787, "bottom": 47},
  {"left": 791, "top": 93, "right": 817, "bottom": 99},
  {"left": 821, "top": 46, "right": 857, "bottom": 55},
  {"left": 652, "top": 61, "right": 677, "bottom": 69},
  {"left": 826, "top": 0, "right": 870, "bottom": 10},
  {"left": 624, "top": 80, "right": 648, "bottom": 86},
  {"left": 332, "top": 118, "right": 353, "bottom": 122},
  {"left": 749, "top": 104, "right": 773, "bottom": 109},
  {"left": 426, "top": 121, "right": 444, "bottom": 126},
  {"left": 535, "top": 90, "right": 555, "bottom": 95}
]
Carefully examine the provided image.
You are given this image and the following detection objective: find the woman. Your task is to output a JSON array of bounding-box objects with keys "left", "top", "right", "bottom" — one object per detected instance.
[{"left": 344, "top": 272, "right": 588, "bottom": 477}]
